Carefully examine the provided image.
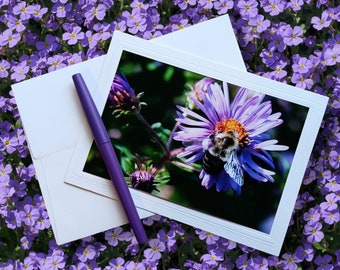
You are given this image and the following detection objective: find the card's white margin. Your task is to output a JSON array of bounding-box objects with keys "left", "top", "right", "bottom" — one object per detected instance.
[{"left": 65, "top": 31, "right": 328, "bottom": 255}]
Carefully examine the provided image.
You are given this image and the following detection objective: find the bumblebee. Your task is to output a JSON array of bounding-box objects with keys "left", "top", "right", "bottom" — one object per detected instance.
[{"left": 202, "top": 131, "right": 244, "bottom": 187}]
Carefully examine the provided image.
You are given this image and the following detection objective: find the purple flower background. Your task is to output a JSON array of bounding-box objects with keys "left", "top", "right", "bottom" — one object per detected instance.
[{"left": 0, "top": 0, "right": 339, "bottom": 269}]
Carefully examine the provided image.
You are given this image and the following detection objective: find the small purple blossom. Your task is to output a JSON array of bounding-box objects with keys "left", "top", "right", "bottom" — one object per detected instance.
[
  {"left": 303, "top": 222, "right": 324, "bottom": 243},
  {"left": 62, "top": 25, "right": 85, "bottom": 45},
  {"left": 143, "top": 238, "right": 166, "bottom": 261}
]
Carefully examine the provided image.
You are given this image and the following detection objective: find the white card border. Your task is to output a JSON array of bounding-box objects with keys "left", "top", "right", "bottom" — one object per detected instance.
[{"left": 65, "top": 31, "right": 328, "bottom": 255}]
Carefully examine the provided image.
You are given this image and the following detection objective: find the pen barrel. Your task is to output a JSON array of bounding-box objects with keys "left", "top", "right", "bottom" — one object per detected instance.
[
  {"left": 99, "top": 143, "right": 148, "bottom": 244},
  {"left": 72, "top": 73, "right": 147, "bottom": 244}
]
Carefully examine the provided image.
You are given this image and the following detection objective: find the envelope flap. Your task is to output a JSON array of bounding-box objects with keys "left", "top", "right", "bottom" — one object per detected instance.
[{"left": 12, "top": 56, "right": 105, "bottom": 159}]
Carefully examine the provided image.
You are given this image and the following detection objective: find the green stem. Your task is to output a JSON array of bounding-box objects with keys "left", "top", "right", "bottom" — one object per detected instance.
[{"left": 136, "top": 112, "right": 171, "bottom": 157}]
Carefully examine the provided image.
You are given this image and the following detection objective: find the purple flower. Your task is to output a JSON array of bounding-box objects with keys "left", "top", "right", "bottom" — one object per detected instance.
[
  {"left": 235, "top": 253, "right": 250, "bottom": 269},
  {"left": 311, "top": 11, "right": 332, "bottom": 30},
  {"left": 200, "top": 249, "right": 224, "bottom": 266},
  {"left": 104, "top": 226, "right": 132, "bottom": 246},
  {"left": 303, "top": 206, "right": 321, "bottom": 224},
  {"left": 84, "top": 4, "right": 107, "bottom": 21},
  {"left": 263, "top": 0, "right": 286, "bottom": 16},
  {"left": 196, "top": 229, "right": 219, "bottom": 245},
  {"left": 292, "top": 56, "right": 313, "bottom": 74},
  {"left": 12, "top": 2, "right": 31, "bottom": 20},
  {"left": 248, "top": 14, "right": 270, "bottom": 33},
  {"left": 0, "top": 29, "right": 21, "bottom": 48},
  {"left": 303, "top": 222, "right": 324, "bottom": 243},
  {"left": 213, "top": 0, "right": 233, "bottom": 15},
  {"left": 321, "top": 208, "right": 340, "bottom": 225},
  {"left": 62, "top": 25, "right": 84, "bottom": 45},
  {"left": 26, "top": 4, "right": 48, "bottom": 20},
  {"left": 46, "top": 55, "right": 66, "bottom": 72},
  {"left": 295, "top": 243, "right": 314, "bottom": 262},
  {"left": 283, "top": 26, "right": 304, "bottom": 46},
  {"left": 109, "top": 73, "right": 142, "bottom": 114},
  {"left": 288, "top": 0, "right": 303, "bottom": 11},
  {"left": 281, "top": 252, "right": 301, "bottom": 270},
  {"left": 107, "top": 257, "right": 125, "bottom": 270},
  {"left": 173, "top": 81, "right": 288, "bottom": 194},
  {"left": 51, "top": 2, "right": 72, "bottom": 18},
  {"left": 320, "top": 192, "right": 339, "bottom": 211},
  {"left": 157, "top": 229, "right": 176, "bottom": 252},
  {"left": 237, "top": 0, "right": 258, "bottom": 19},
  {"left": 44, "top": 251, "right": 66, "bottom": 270},
  {"left": 314, "top": 254, "right": 333, "bottom": 270},
  {"left": 143, "top": 238, "right": 166, "bottom": 261},
  {"left": 291, "top": 72, "right": 313, "bottom": 89},
  {"left": 0, "top": 60, "right": 10, "bottom": 78},
  {"left": 20, "top": 204, "right": 40, "bottom": 226},
  {"left": 35, "top": 34, "right": 60, "bottom": 52},
  {"left": 75, "top": 244, "right": 97, "bottom": 262}
]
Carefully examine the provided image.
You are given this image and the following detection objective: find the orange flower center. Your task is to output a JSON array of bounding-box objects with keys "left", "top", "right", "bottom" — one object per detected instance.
[{"left": 215, "top": 118, "right": 250, "bottom": 147}]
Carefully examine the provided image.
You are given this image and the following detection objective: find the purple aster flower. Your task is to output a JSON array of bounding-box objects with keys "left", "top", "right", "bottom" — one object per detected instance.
[
  {"left": 0, "top": 29, "right": 21, "bottom": 48},
  {"left": 314, "top": 254, "right": 333, "bottom": 270},
  {"left": 303, "top": 222, "right": 324, "bottom": 243},
  {"left": 62, "top": 25, "right": 84, "bottom": 45},
  {"left": 109, "top": 73, "right": 142, "bottom": 114},
  {"left": 173, "top": 82, "right": 288, "bottom": 194},
  {"left": 143, "top": 238, "right": 166, "bottom": 261}
]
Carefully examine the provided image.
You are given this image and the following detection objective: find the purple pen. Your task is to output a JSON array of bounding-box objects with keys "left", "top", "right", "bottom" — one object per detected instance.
[{"left": 72, "top": 73, "right": 147, "bottom": 244}]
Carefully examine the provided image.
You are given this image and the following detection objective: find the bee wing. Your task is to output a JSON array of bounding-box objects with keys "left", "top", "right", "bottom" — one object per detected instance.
[{"left": 224, "top": 151, "right": 244, "bottom": 186}]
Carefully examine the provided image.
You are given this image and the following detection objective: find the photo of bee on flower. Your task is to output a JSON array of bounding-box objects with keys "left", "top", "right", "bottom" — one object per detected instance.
[{"left": 84, "top": 52, "right": 308, "bottom": 232}]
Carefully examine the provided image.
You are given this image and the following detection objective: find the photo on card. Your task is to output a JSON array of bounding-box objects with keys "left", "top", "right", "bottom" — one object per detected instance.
[
  {"left": 83, "top": 50, "right": 307, "bottom": 234},
  {"left": 65, "top": 31, "right": 328, "bottom": 255}
]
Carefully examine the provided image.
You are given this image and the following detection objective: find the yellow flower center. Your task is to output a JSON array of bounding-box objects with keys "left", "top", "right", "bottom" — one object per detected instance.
[{"left": 215, "top": 119, "right": 249, "bottom": 147}]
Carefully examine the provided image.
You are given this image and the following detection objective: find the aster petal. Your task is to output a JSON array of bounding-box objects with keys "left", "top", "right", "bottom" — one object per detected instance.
[
  {"left": 241, "top": 101, "right": 272, "bottom": 128},
  {"left": 255, "top": 140, "right": 289, "bottom": 151},
  {"left": 249, "top": 119, "right": 283, "bottom": 136},
  {"left": 174, "top": 127, "right": 211, "bottom": 141},
  {"left": 215, "top": 171, "right": 231, "bottom": 192},
  {"left": 231, "top": 87, "right": 248, "bottom": 116},
  {"left": 247, "top": 149, "right": 275, "bottom": 169},
  {"left": 242, "top": 152, "right": 276, "bottom": 182},
  {"left": 208, "top": 83, "right": 230, "bottom": 121},
  {"left": 176, "top": 105, "right": 213, "bottom": 127},
  {"left": 232, "top": 95, "right": 261, "bottom": 121}
]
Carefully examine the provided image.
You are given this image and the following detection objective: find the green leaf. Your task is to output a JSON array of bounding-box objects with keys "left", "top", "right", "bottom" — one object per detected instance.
[{"left": 163, "top": 66, "right": 174, "bottom": 82}]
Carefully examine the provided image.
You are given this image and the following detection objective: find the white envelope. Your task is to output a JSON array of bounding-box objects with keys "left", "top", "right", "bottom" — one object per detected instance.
[{"left": 12, "top": 15, "right": 246, "bottom": 245}]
